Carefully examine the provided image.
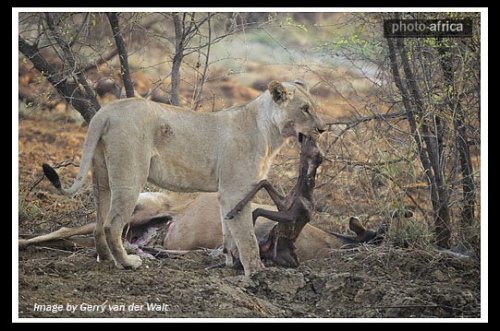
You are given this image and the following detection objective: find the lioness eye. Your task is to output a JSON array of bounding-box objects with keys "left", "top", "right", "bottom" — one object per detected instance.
[{"left": 301, "top": 105, "right": 310, "bottom": 114}]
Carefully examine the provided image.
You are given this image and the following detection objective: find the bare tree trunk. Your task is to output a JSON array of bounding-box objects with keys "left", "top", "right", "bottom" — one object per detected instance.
[
  {"left": 106, "top": 12, "right": 134, "bottom": 98},
  {"left": 387, "top": 40, "right": 432, "bottom": 181},
  {"left": 437, "top": 41, "right": 476, "bottom": 226},
  {"left": 387, "top": 37, "right": 451, "bottom": 248},
  {"left": 170, "top": 13, "right": 184, "bottom": 106},
  {"left": 387, "top": 38, "right": 437, "bottom": 198},
  {"left": 396, "top": 38, "right": 451, "bottom": 248},
  {"left": 19, "top": 37, "right": 97, "bottom": 123}
]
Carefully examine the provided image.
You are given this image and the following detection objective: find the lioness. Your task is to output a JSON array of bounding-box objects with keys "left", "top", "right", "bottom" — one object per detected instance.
[{"left": 42, "top": 80, "right": 325, "bottom": 276}]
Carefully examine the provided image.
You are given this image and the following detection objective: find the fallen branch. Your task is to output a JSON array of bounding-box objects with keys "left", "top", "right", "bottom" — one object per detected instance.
[{"left": 139, "top": 246, "right": 193, "bottom": 258}]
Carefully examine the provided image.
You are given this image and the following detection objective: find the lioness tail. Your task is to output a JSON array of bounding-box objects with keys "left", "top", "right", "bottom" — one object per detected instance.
[
  {"left": 42, "top": 163, "right": 62, "bottom": 191},
  {"left": 42, "top": 116, "right": 108, "bottom": 196}
]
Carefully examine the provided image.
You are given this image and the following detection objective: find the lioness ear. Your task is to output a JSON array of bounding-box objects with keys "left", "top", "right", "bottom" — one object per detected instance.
[
  {"left": 268, "top": 80, "right": 288, "bottom": 104},
  {"left": 349, "top": 217, "right": 366, "bottom": 236}
]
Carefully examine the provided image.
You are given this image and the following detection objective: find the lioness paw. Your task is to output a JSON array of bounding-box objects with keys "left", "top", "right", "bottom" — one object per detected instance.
[{"left": 123, "top": 254, "right": 142, "bottom": 270}]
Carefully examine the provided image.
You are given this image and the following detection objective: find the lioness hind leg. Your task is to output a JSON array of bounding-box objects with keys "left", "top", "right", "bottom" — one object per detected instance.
[
  {"left": 100, "top": 131, "right": 150, "bottom": 269},
  {"left": 104, "top": 189, "right": 142, "bottom": 269},
  {"left": 94, "top": 182, "right": 112, "bottom": 261},
  {"left": 92, "top": 148, "right": 113, "bottom": 261}
]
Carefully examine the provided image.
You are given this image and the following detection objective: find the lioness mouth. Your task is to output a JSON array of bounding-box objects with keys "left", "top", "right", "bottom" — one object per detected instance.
[{"left": 298, "top": 132, "right": 305, "bottom": 143}]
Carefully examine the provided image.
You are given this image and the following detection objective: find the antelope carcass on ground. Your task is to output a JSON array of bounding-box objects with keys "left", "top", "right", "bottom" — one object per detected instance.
[{"left": 20, "top": 191, "right": 392, "bottom": 265}]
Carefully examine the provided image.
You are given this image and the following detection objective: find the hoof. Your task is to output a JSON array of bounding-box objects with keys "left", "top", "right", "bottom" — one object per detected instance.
[{"left": 225, "top": 209, "right": 242, "bottom": 220}]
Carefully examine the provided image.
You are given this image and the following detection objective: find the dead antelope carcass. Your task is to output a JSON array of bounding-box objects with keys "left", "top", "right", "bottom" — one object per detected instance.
[
  {"left": 20, "top": 192, "right": 392, "bottom": 265},
  {"left": 163, "top": 192, "right": 389, "bottom": 262}
]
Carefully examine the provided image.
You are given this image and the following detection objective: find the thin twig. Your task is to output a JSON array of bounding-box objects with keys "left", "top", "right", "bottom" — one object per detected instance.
[
  {"left": 326, "top": 111, "right": 407, "bottom": 127},
  {"left": 34, "top": 246, "right": 74, "bottom": 254},
  {"left": 68, "top": 13, "right": 89, "bottom": 48},
  {"left": 192, "top": 13, "right": 212, "bottom": 110}
]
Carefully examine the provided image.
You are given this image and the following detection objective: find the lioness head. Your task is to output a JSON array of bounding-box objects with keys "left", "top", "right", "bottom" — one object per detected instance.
[{"left": 268, "top": 80, "right": 326, "bottom": 140}]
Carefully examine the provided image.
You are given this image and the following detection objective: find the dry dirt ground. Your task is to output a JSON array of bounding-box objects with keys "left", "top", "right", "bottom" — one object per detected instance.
[
  {"left": 17, "top": 113, "right": 480, "bottom": 319},
  {"left": 19, "top": 245, "right": 479, "bottom": 318}
]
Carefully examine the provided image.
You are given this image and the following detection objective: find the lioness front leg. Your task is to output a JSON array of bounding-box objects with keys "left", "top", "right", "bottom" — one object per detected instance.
[
  {"left": 221, "top": 218, "right": 237, "bottom": 267},
  {"left": 220, "top": 195, "right": 264, "bottom": 276}
]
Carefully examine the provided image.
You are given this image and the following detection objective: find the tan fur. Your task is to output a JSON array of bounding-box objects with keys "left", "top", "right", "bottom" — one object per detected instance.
[
  {"left": 20, "top": 192, "right": 352, "bottom": 261},
  {"left": 49, "top": 80, "right": 325, "bottom": 275},
  {"left": 19, "top": 193, "right": 178, "bottom": 249},
  {"left": 18, "top": 223, "right": 96, "bottom": 249},
  {"left": 163, "top": 192, "right": 350, "bottom": 259},
  {"left": 129, "top": 191, "right": 195, "bottom": 225}
]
